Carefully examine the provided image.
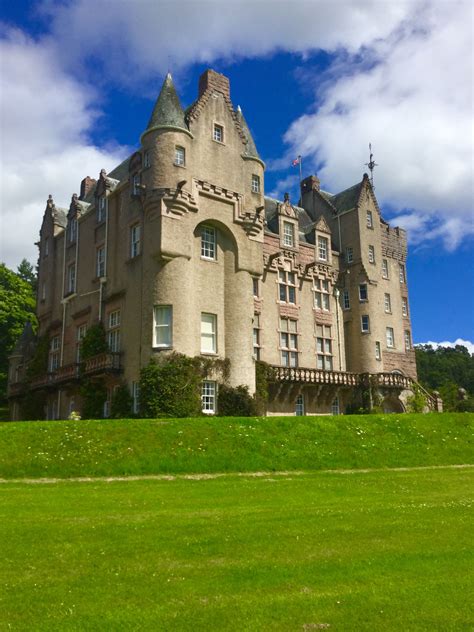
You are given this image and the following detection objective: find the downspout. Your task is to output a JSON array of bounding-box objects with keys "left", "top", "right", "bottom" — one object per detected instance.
[
  {"left": 99, "top": 196, "right": 109, "bottom": 322},
  {"left": 334, "top": 288, "right": 343, "bottom": 371}
]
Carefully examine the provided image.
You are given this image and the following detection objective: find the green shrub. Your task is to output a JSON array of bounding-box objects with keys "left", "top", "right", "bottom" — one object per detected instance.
[
  {"left": 217, "top": 384, "right": 256, "bottom": 416},
  {"left": 81, "top": 323, "right": 108, "bottom": 361},
  {"left": 406, "top": 384, "right": 427, "bottom": 413},
  {"left": 139, "top": 353, "right": 202, "bottom": 418},
  {"left": 111, "top": 384, "right": 133, "bottom": 418},
  {"left": 80, "top": 378, "right": 107, "bottom": 419}
]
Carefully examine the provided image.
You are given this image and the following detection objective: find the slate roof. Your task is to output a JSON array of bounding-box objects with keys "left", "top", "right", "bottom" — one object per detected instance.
[
  {"left": 236, "top": 106, "right": 261, "bottom": 160},
  {"left": 10, "top": 322, "right": 36, "bottom": 357},
  {"left": 264, "top": 196, "right": 313, "bottom": 243},
  {"left": 324, "top": 181, "right": 364, "bottom": 214},
  {"left": 145, "top": 73, "right": 188, "bottom": 132},
  {"left": 108, "top": 157, "right": 130, "bottom": 184}
]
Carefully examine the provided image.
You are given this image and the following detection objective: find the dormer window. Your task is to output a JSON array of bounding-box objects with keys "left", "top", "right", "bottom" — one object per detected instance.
[
  {"left": 175, "top": 146, "right": 185, "bottom": 167},
  {"left": 318, "top": 236, "right": 328, "bottom": 261},
  {"left": 97, "top": 197, "right": 106, "bottom": 223},
  {"left": 213, "top": 124, "right": 224, "bottom": 143},
  {"left": 283, "top": 221, "right": 295, "bottom": 248},
  {"left": 251, "top": 174, "right": 260, "bottom": 193}
]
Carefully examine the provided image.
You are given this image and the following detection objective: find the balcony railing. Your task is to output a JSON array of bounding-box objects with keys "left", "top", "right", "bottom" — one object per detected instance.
[
  {"left": 83, "top": 352, "right": 121, "bottom": 375},
  {"left": 271, "top": 366, "right": 360, "bottom": 386}
]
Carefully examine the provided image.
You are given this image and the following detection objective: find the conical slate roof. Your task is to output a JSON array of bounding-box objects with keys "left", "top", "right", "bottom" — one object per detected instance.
[
  {"left": 236, "top": 105, "right": 261, "bottom": 160},
  {"left": 10, "top": 321, "right": 35, "bottom": 357},
  {"left": 146, "top": 73, "right": 187, "bottom": 132}
]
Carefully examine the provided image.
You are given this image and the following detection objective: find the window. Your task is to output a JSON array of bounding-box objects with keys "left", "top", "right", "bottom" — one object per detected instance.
[
  {"left": 382, "top": 258, "right": 389, "bottom": 278},
  {"left": 96, "top": 246, "right": 105, "bottom": 278},
  {"left": 316, "top": 324, "right": 333, "bottom": 371},
  {"left": 252, "top": 277, "right": 259, "bottom": 297},
  {"left": 153, "top": 305, "right": 172, "bottom": 347},
  {"left": 384, "top": 293, "right": 392, "bottom": 313},
  {"left": 342, "top": 288, "right": 350, "bottom": 310},
  {"left": 331, "top": 397, "right": 340, "bottom": 415},
  {"left": 361, "top": 315, "right": 370, "bottom": 333},
  {"left": 130, "top": 224, "right": 141, "bottom": 258},
  {"left": 283, "top": 221, "right": 295, "bottom": 247},
  {"left": 314, "top": 278, "right": 330, "bottom": 311},
  {"left": 175, "top": 146, "right": 185, "bottom": 166},
  {"left": 68, "top": 218, "right": 77, "bottom": 244},
  {"left": 404, "top": 330, "right": 411, "bottom": 351},
  {"left": 132, "top": 174, "right": 141, "bottom": 196},
  {"left": 108, "top": 310, "right": 121, "bottom": 352},
  {"left": 368, "top": 245, "right": 375, "bottom": 264},
  {"left": 76, "top": 324, "right": 87, "bottom": 362},
  {"left": 201, "top": 225, "right": 216, "bottom": 260},
  {"left": 402, "top": 298, "right": 408, "bottom": 317},
  {"left": 399, "top": 264, "right": 406, "bottom": 284},
  {"left": 201, "top": 313, "right": 217, "bottom": 354},
  {"left": 280, "top": 318, "right": 298, "bottom": 367},
  {"left": 67, "top": 263, "right": 76, "bottom": 294},
  {"left": 44, "top": 237, "right": 49, "bottom": 257},
  {"left": 132, "top": 382, "right": 140, "bottom": 415},
  {"left": 295, "top": 394, "right": 305, "bottom": 416},
  {"left": 253, "top": 313, "right": 261, "bottom": 360},
  {"left": 213, "top": 124, "right": 224, "bottom": 142},
  {"left": 375, "top": 341, "right": 381, "bottom": 360},
  {"left": 103, "top": 399, "right": 111, "bottom": 418},
  {"left": 278, "top": 270, "right": 296, "bottom": 304},
  {"left": 386, "top": 327, "right": 395, "bottom": 348},
  {"left": 359, "top": 284, "right": 368, "bottom": 302},
  {"left": 144, "top": 150, "right": 150, "bottom": 168},
  {"left": 251, "top": 174, "right": 260, "bottom": 193},
  {"left": 318, "top": 236, "right": 328, "bottom": 261},
  {"left": 201, "top": 381, "right": 216, "bottom": 414},
  {"left": 367, "top": 210, "right": 373, "bottom": 228},
  {"left": 49, "top": 336, "right": 60, "bottom": 371},
  {"left": 97, "top": 197, "right": 107, "bottom": 223},
  {"left": 345, "top": 247, "right": 353, "bottom": 263},
  {"left": 41, "top": 281, "right": 46, "bottom": 301}
]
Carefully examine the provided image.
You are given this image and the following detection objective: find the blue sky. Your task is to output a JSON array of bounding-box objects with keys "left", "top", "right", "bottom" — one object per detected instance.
[{"left": 0, "top": 0, "right": 472, "bottom": 349}]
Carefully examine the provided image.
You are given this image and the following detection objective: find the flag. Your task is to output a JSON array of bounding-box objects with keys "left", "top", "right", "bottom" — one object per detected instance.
[{"left": 292, "top": 156, "right": 300, "bottom": 167}]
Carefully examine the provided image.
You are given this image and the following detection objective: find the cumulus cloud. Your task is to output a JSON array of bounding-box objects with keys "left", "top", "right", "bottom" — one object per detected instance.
[
  {"left": 283, "top": 1, "right": 473, "bottom": 249},
  {"left": 416, "top": 340, "right": 474, "bottom": 355},
  {"left": 0, "top": 29, "right": 127, "bottom": 268}
]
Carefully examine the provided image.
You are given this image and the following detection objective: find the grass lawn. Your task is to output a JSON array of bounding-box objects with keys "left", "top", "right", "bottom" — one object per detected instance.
[
  {"left": 1, "top": 467, "right": 473, "bottom": 631},
  {"left": 0, "top": 413, "right": 472, "bottom": 479}
]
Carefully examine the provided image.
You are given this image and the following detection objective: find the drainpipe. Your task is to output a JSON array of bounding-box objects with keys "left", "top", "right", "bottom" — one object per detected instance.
[{"left": 334, "top": 288, "right": 343, "bottom": 371}]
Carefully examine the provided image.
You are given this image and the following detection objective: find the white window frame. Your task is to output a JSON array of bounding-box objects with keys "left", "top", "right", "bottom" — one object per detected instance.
[
  {"left": 342, "top": 289, "right": 350, "bottom": 310},
  {"left": 251, "top": 174, "right": 260, "bottom": 193},
  {"left": 68, "top": 218, "right": 77, "bottom": 244},
  {"left": 316, "top": 324, "right": 333, "bottom": 371},
  {"left": 361, "top": 315, "right": 370, "bottom": 333},
  {"left": 283, "top": 221, "right": 295, "bottom": 248},
  {"left": 295, "top": 394, "right": 305, "bottom": 416},
  {"left": 130, "top": 224, "right": 141, "bottom": 258},
  {"left": 359, "top": 283, "right": 368, "bottom": 302},
  {"left": 399, "top": 264, "right": 406, "bottom": 284},
  {"left": 213, "top": 124, "right": 224, "bottom": 143},
  {"left": 402, "top": 298, "right": 408, "bottom": 317},
  {"left": 386, "top": 327, "right": 395, "bottom": 348},
  {"left": 280, "top": 317, "right": 298, "bottom": 367},
  {"left": 153, "top": 305, "right": 172, "bottom": 348},
  {"left": 201, "top": 225, "right": 216, "bottom": 260},
  {"left": 314, "top": 278, "right": 331, "bottom": 311},
  {"left": 96, "top": 246, "right": 105, "bottom": 278},
  {"left": 404, "top": 330, "right": 411, "bottom": 351},
  {"left": 253, "top": 313, "right": 261, "bottom": 360},
  {"left": 76, "top": 324, "right": 87, "bottom": 362},
  {"left": 366, "top": 210, "right": 373, "bottom": 228},
  {"left": 201, "top": 313, "right": 217, "bottom": 354},
  {"left": 278, "top": 270, "right": 296, "bottom": 304},
  {"left": 368, "top": 245, "right": 375, "bottom": 264},
  {"left": 175, "top": 146, "right": 185, "bottom": 167},
  {"left": 49, "top": 336, "right": 60, "bottom": 372},
  {"left": 384, "top": 293, "right": 392, "bottom": 313},
  {"left": 382, "top": 258, "right": 389, "bottom": 279},
  {"left": 201, "top": 381, "right": 216, "bottom": 414},
  {"left": 318, "top": 235, "right": 328, "bottom": 261},
  {"left": 108, "top": 310, "right": 121, "bottom": 353},
  {"left": 345, "top": 247, "right": 353, "bottom": 264}
]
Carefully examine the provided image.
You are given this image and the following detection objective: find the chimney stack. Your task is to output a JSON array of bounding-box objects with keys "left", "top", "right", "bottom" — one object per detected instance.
[
  {"left": 80, "top": 176, "right": 96, "bottom": 200},
  {"left": 198, "top": 69, "right": 230, "bottom": 99}
]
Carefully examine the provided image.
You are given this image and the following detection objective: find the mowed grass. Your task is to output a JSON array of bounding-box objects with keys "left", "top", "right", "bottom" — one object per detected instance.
[
  {"left": 1, "top": 468, "right": 473, "bottom": 631},
  {"left": 0, "top": 412, "right": 473, "bottom": 479}
]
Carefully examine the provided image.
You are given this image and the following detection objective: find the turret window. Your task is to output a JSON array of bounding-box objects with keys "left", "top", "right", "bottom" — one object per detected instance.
[
  {"left": 386, "top": 327, "right": 395, "bottom": 348},
  {"left": 153, "top": 305, "right": 172, "bottom": 348},
  {"left": 201, "top": 225, "right": 216, "bottom": 260},
  {"left": 283, "top": 221, "right": 295, "bottom": 247},
  {"left": 359, "top": 284, "right": 368, "bottom": 302},
  {"left": 144, "top": 151, "right": 150, "bottom": 168},
  {"left": 175, "top": 146, "right": 185, "bottom": 166},
  {"left": 213, "top": 124, "right": 224, "bottom": 143},
  {"left": 201, "top": 313, "right": 217, "bottom": 354},
  {"left": 318, "top": 236, "right": 328, "bottom": 261},
  {"left": 375, "top": 341, "right": 381, "bottom": 360},
  {"left": 361, "top": 315, "right": 370, "bottom": 333},
  {"left": 251, "top": 174, "right": 260, "bottom": 193}
]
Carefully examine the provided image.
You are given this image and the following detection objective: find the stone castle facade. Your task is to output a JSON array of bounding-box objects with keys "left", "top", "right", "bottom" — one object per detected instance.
[{"left": 8, "top": 69, "right": 438, "bottom": 419}]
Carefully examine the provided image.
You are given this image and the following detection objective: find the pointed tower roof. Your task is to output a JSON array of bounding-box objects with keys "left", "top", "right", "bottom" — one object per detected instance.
[
  {"left": 145, "top": 73, "right": 188, "bottom": 134},
  {"left": 10, "top": 322, "right": 36, "bottom": 358},
  {"left": 236, "top": 105, "right": 261, "bottom": 161}
]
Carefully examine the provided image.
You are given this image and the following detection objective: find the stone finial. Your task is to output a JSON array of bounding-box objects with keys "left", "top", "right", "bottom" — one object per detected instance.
[
  {"left": 198, "top": 69, "right": 230, "bottom": 99},
  {"left": 284, "top": 192, "right": 290, "bottom": 202},
  {"left": 47, "top": 194, "right": 54, "bottom": 208}
]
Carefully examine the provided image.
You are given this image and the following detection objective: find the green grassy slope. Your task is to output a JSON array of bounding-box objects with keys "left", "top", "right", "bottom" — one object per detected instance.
[
  {"left": 0, "top": 412, "right": 472, "bottom": 478},
  {"left": 1, "top": 468, "right": 473, "bottom": 631}
]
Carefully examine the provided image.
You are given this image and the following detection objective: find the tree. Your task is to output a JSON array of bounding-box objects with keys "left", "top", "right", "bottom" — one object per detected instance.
[
  {"left": 0, "top": 263, "right": 37, "bottom": 401},
  {"left": 16, "top": 259, "right": 37, "bottom": 293}
]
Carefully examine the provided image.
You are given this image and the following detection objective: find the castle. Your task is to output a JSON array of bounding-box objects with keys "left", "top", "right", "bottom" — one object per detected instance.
[{"left": 8, "top": 69, "right": 440, "bottom": 419}]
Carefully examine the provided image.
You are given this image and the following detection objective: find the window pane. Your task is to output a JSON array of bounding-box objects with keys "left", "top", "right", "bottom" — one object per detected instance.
[
  {"left": 288, "top": 286, "right": 296, "bottom": 303},
  {"left": 201, "top": 313, "right": 216, "bottom": 353}
]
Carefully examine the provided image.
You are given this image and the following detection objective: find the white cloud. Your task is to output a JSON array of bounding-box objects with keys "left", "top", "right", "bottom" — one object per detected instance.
[
  {"left": 416, "top": 339, "right": 474, "bottom": 355},
  {"left": 0, "top": 29, "right": 127, "bottom": 269},
  {"left": 284, "top": 1, "right": 473, "bottom": 249}
]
